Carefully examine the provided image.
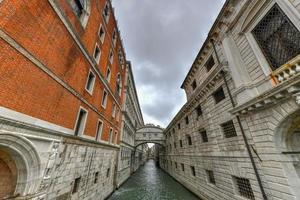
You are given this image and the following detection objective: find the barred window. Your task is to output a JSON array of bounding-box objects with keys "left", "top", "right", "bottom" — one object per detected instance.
[
  {"left": 234, "top": 177, "right": 255, "bottom": 200},
  {"left": 205, "top": 56, "right": 215, "bottom": 72},
  {"left": 213, "top": 87, "right": 225, "bottom": 104},
  {"left": 196, "top": 104, "right": 203, "bottom": 117},
  {"left": 221, "top": 120, "right": 237, "bottom": 138},
  {"left": 200, "top": 130, "right": 208, "bottom": 143},
  {"left": 206, "top": 170, "right": 215, "bottom": 185},
  {"left": 252, "top": 4, "right": 300, "bottom": 70},
  {"left": 181, "top": 163, "right": 185, "bottom": 171}
]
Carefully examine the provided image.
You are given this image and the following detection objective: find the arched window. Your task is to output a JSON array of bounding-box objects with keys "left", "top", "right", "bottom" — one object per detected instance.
[
  {"left": 69, "top": 0, "right": 91, "bottom": 28},
  {"left": 116, "top": 73, "right": 122, "bottom": 96}
]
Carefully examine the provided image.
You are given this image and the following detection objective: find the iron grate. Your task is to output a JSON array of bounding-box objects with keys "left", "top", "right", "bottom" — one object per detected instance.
[
  {"left": 221, "top": 120, "right": 237, "bottom": 138},
  {"left": 252, "top": 4, "right": 300, "bottom": 70},
  {"left": 235, "top": 177, "right": 255, "bottom": 200}
]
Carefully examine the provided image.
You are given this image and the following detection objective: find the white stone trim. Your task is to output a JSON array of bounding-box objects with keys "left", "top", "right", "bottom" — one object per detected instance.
[
  {"left": 109, "top": 127, "right": 113, "bottom": 143},
  {"left": 47, "top": 0, "right": 122, "bottom": 109},
  {"left": 244, "top": 0, "right": 300, "bottom": 77},
  {"left": 0, "top": 30, "right": 117, "bottom": 127},
  {"left": 98, "top": 23, "right": 105, "bottom": 43},
  {"left": 101, "top": 89, "right": 108, "bottom": 109},
  {"left": 73, "top": 106, "right": 88, "bottom": 136},
  {"left": 96, "top": 119, "right": 104, "bottom": 141},
  {"left": 0, "top": 106, "right": 74, "bottom": 135},
  {"left": 85, "top": 69, "right": 96, "bottom": 95},
  {"left": 0, "top": 132, "right": 42, "bottom": 196},
  {"left": 93, "top": 43, "right": 101, "bottom": 64}
]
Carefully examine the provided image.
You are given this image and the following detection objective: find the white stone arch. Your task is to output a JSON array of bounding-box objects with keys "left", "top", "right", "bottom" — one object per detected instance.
[
  {"left": 0, "top": 132, "right": 41, "bottom": 197},
  {"left": 272, "top": 102, "right": 300, "bottom": 198}
]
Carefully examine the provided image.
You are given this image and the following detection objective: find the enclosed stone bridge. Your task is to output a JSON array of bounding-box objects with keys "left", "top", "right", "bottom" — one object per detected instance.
[{"left": 135, "top": 124, "right": 165, "bottom": 147}]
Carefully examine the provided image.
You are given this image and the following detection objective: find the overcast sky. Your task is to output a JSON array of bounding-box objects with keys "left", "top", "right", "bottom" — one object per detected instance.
[{"left": 112, "top": 1, "right": 225, "bottom": 127}]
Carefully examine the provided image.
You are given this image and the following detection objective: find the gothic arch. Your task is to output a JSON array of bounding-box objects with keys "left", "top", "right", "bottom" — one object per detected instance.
[{"left": 0, "top": 132, "right": 41, "bottom": 197}]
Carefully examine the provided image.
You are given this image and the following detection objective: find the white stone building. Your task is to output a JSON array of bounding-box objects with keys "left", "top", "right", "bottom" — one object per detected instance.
[
  {"left": 116, "top": 61, "right": 145, "bottom": 187},
  {"left": 160, "top": 0, "right": 300, "bottom": 200}
]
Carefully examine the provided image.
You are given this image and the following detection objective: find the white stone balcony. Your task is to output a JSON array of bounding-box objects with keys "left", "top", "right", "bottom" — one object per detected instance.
[{"left": 272, "top": 55, "right": 300, "bottom": 84}]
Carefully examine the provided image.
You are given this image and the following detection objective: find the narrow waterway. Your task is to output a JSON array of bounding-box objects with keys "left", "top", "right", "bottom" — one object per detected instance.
[{"left": 108, "top": 160, "right": 199, "bottom": 200}]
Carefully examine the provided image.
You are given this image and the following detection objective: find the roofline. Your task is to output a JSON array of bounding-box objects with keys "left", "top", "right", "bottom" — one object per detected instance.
[{"left": 180, "top": 0, "right": 230, "bottom": 89}]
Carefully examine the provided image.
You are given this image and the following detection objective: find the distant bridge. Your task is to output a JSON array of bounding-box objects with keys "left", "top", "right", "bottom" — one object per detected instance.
[{"left": 134, "top": 124, "right": 165, "bottom": 147}]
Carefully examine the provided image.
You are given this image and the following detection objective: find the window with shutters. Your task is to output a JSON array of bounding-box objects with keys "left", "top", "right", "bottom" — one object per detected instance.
[{"left": 252, "top": 4, "right": 300, "bottom": 71}]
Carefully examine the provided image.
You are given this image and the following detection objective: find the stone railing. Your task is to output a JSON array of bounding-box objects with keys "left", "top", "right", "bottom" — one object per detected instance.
[{"left": 272, "top": 55, "right": 300, "bottom": 84}]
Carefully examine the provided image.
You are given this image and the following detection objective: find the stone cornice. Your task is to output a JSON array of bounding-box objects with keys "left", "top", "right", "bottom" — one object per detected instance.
[{"left": 231, "top": 75, "right": 300, "bottom": 115}]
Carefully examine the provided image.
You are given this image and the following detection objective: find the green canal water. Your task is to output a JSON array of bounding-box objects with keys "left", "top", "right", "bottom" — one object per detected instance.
[{"left": 108, "top": 160, "right": 200, "bottom": 200}]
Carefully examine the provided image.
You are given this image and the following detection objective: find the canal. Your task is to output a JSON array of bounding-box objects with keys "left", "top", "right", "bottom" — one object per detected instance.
[{"left": 108, "top": 160, "right": 199, "bottom": 200}]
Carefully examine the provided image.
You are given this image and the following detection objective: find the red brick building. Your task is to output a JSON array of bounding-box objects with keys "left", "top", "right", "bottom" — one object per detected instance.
[{"left": 0, "top": 0, "right": 131, "bottom": 199}]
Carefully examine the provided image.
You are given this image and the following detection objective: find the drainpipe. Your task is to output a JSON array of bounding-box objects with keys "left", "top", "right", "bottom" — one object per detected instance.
[{"left": 211, "top": 40, "right": 268, "bottom": 200}]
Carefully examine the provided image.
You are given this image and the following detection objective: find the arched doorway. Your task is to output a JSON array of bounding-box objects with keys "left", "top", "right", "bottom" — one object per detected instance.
[
  {"left": 275, "top": 109, "right": 300, "bottom": 197},
  {"left": 0, "top": 132, "right": 41, "bottom": 198},
  {"left": 0, "top": 149, "right": 17, "bottom": 199}
]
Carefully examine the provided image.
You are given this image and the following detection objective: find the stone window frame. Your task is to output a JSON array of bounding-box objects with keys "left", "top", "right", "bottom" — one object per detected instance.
[
  {"left": 102, "top": 1, "right": 111, "bottom": 24},
  {"left": 232, "top": 176, "right": 255, "bottom": 200},
  {"left": 72, "top": 177, "right": 81, "bottom": 194},
  {"left": 205, "top": 55, "right": 216, "bottom": 72},
  {"left": 244, "top": 0, "right": 300, "bottom": 77},
  {"left": 109, "top": 127, "right": 113, "bottom": 143},
  {"left": 112, "top": 103, "right": 116, "bottom": 118},
  {"left": 85, "top": 69, "right": 96, "bottom": 95},
  {"left": 93, "top": 43, "right": 101, "bottom": 64},
  {"left": 112, "top": 29, "right": 117, "bottom": 47},
  {"left": 98, "top": 24, "right": 105, "bottom": 43},
  {"left": 74, "top": 107, "right": 88, "bottom": 136},
  {"left": 186, "top": 135, "right": 192, "bottom": 145},
  {"left": 114, "top": 131, "right": 118, "bottom": 144},
  {"left": 67, "top": 0, "right": 91, "bottom": 28},
  {"left": 116, "top": 73, "right": 122, "bottom": 96},
  {"left": 206, "top": 170, "right": 216, "bottom": 185},
  {"left": 95, "top": 119, "right": 104, "bottom": 141},
  {"left": 101, "top": 90, "right": 108, "bottom": 108},
  {"left": 105, "top": 66, "right": 111, "bottom": 82}
]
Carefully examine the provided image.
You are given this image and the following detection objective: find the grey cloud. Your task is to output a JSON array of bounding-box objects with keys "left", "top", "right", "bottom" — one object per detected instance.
[{"left": 113, "top": 1, "right": 225, "bottom": 127}]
